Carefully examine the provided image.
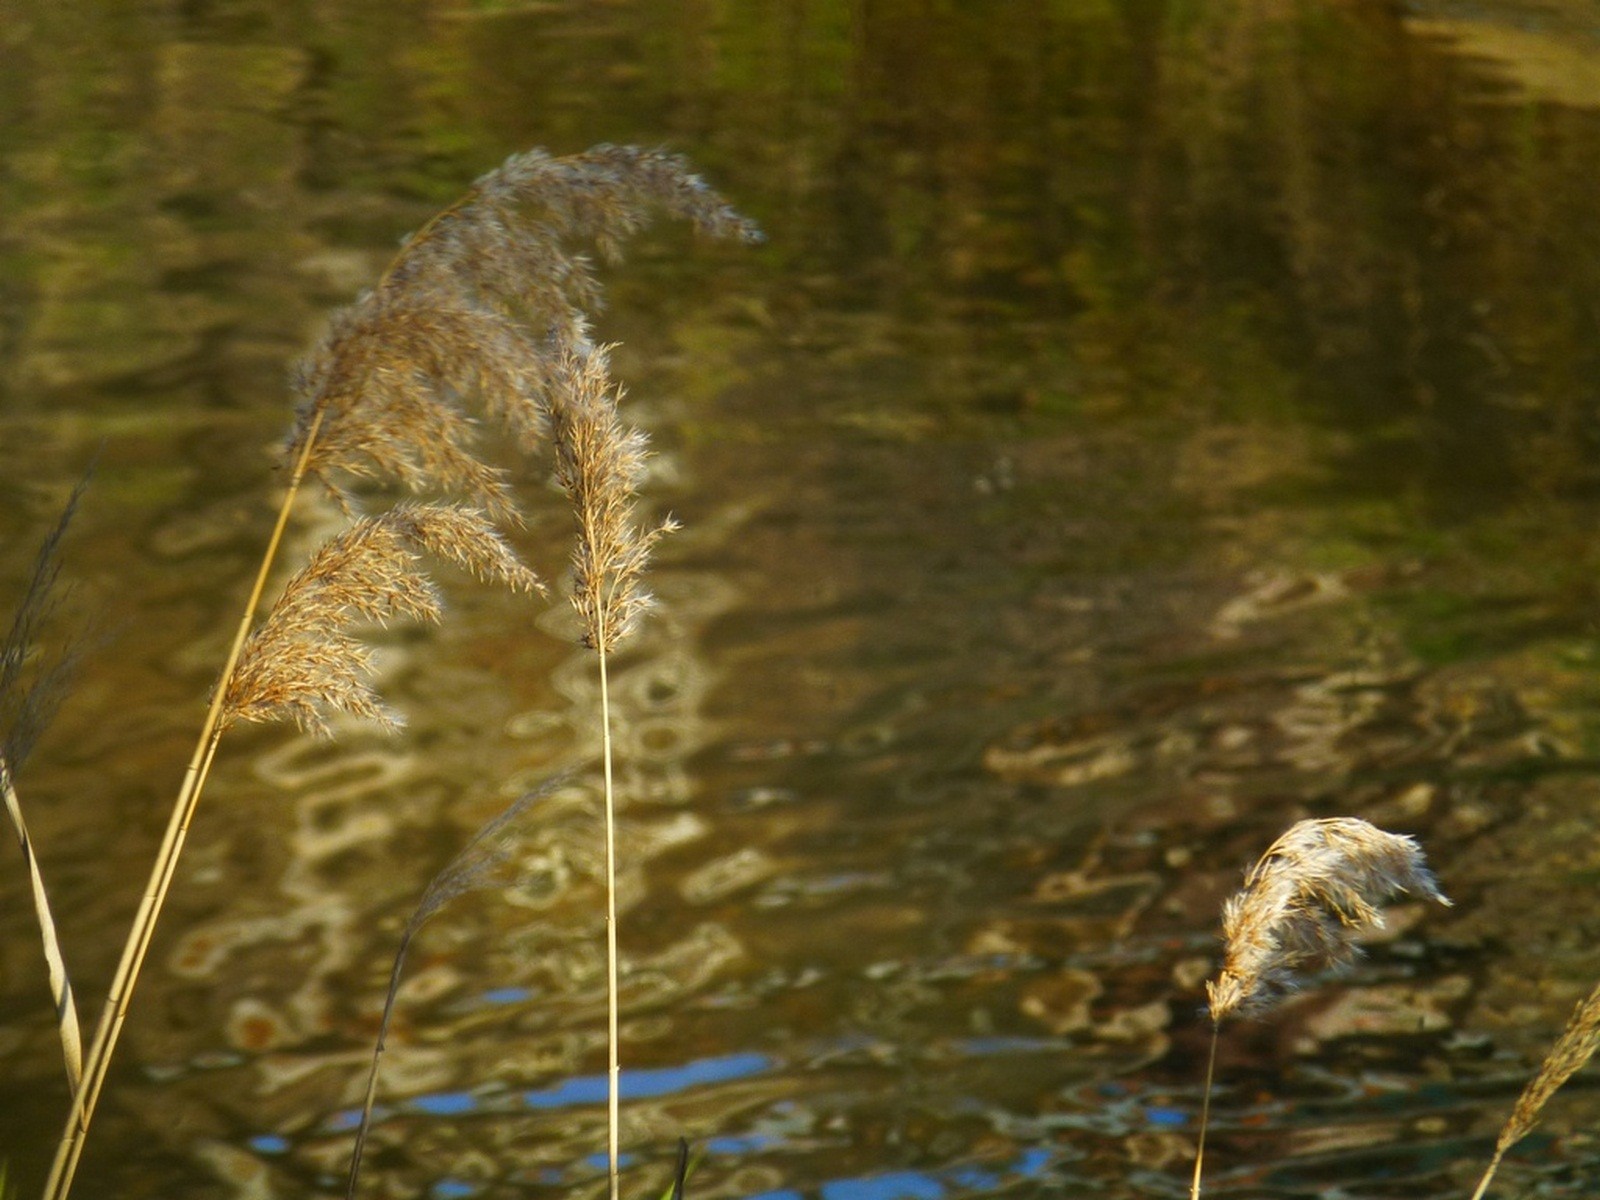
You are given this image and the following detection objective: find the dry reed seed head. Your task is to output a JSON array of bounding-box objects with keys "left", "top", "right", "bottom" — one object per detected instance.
[
  {"left": 1498, "top": 980, "right": 1600, "bottom": 1153},
  {"left": 287, "top": 145, "right": 756, "bottom": 547},
  {"left": 289, "top": 292, "right": 545, "bottom": 518},
  {"left": 1206, "top": 818, "right": 1450, "bottom": 1023},
  {"left": 394, "top": 200, "right": 609, "bottom": 334},
  {"left": 220, "top": 504, "right": 541, "bottom": 736},
  {"left": 220, "top": 517, "right": 437, "bottom": 736},
  {"left": 263, "top": 518, "right": 444, "bottom": 633},
  {"left": 388, "top": 146, "right": 757, "bottom": 336},
  {"left": 224, "top": 630, "right": 403, "bottom": 738},
  {"left": 384, "top": 503, "right": 545, "bottom": 596},
  {"left": 547, "top": 348, "right": 674, "bottom": 653},
  {"left": 475, "top": 145, "right": 764, "bottom": 252}
]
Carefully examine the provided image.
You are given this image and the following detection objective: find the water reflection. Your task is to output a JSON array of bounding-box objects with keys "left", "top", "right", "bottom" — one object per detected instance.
[{"left": 7, "top": 1, "right": 1600, "bottom": 1198}]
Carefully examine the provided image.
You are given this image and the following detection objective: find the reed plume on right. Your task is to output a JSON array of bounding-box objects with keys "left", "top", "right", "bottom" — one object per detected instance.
[
  {"left": 1189, "top": 817, "right": 1450, "bottom": 1200},
  {"left": 1469, "top": 979, "right": 1600, "bottom": 1200},
  {"left": 42, "top": 144, "right": 758, "bottom": 1200}
]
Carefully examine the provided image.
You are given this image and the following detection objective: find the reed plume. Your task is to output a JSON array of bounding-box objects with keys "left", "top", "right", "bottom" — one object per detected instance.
[
  {"left": 45, "top": 145, "right": 756, "bottom": 1200},
  {"left": 0, "top": 472, "right": 92, "bottom": 1093},
  {"left": 550, "top": 346, "right": 677, "bottom": 653},
  {"left": 221, "top": 504, "right": 542, "bottom": 737},
  {"left": 288, "top": 144, "right": 761, "bottom": 517},
  {"left": 1191, "top": 818, "right": 1449, "bottom": 1200},
  {"left": 547, "top": 342, "right": 680, "bottom": 1200},
  {"left": 1469, "top": 979, "right": 1600, "bottom": 1200}
]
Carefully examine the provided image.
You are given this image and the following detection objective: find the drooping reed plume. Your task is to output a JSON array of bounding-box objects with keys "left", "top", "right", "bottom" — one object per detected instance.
[
  {"left": 1190, "top": 818, "right": 1450, "bottom": 1200},
  {"left": 45, "top": 145, "right": 757, "bottom": 1200},
  {"left": 547, "top": 343, "right": 681, "bottom": 1200},
  {"left": 1469, "top": 979, "right": 1600, "bottom": 1200},
  {"left": 344, "top": 783, "right": 556, "bottom": 1199},
  {"left": 288, "top": 144, "right": 760, "bottom": 518},
  {"left": 1, "top": 472, "right": 93, "bottom": 1093}
]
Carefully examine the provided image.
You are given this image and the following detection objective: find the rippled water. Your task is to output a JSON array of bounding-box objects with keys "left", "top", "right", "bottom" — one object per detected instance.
[{"left": 6, "top": 2, "right": 1600, "bottom": 1198}]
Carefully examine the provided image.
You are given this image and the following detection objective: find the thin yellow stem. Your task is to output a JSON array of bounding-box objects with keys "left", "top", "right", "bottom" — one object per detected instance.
[
  {"left": 1468, "top": 1147, "right": 1505, "bottom": 1200},
  {"left": 375, "top": 191, "right": 478, "bottom": 290},
  {"left": 1191, "top": 1020, "right": 1220, "bottom": 1200},
  {"left": 600, "top": 624, "right": 620, "bottom": 1200},
  {"left": 44, "top": 408, "right": 326, "bottom": 1200}
]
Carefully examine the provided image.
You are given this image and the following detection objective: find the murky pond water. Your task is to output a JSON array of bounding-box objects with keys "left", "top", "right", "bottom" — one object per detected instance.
[{"left": 6, "top": 2, "right": 1600, "bottom": 1197}]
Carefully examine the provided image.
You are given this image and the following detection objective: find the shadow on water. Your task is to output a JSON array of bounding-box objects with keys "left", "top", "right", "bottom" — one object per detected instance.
[{"left": 6, "top": 1, "right": 1600, "bottom": 1197}]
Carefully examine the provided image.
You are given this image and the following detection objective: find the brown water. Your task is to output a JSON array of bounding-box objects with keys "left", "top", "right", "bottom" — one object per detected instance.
[{"left": 6, "top": 1, "right": 1600, "bottom": 1197}]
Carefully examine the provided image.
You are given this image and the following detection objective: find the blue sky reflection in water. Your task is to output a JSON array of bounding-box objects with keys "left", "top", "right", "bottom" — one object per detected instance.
[
  {"left": 8, "top": 1, "right": 1600, "bottom": 1198},
  {"left": 327, "top": 1051, "right": 774, "bottom": 1129}
]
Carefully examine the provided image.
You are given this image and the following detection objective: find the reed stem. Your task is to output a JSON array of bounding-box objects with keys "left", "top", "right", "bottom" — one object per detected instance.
[
  {"left": 1191, "top": 1021, "right": 1219, "bottom": 1200},
  {"left": 600, "top": 622, "right": 620, "bottom": 1200},
  {"left": 1468, "top": 1148, "right": 1504, "bottom": 1200},
  {"left": 44, "top": 409, "right": 326, "bottom": 1200}
]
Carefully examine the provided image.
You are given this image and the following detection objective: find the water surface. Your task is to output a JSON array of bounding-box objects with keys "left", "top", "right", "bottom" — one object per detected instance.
[{"left": 5, "top": 2, "right": 1600, "bottom": 1197}]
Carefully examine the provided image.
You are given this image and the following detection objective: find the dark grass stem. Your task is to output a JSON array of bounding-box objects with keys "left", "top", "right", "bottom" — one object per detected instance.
[
  {"left": 345, "top": 928, "right": 418, "bottom": 1199},
  {"left": 1190, "top": 1022, "right": 1219, "bottom": 1200},
  {"left": 344, "top": 785, "right": 550, "bottom": 1197}
]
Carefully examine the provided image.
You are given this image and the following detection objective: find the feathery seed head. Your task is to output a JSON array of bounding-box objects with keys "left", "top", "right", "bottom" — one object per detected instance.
[
  {"left": 547, "top": 348, "right": 674, "bottom": 654},
  {"left": 1205, "top": 817, "right": 1449, "bottom": 1022},
  {"left": 1498, "top": 980, "right": 1600, "bottom": 1154},
  {"left": 289, "top": 293, "right": 535, "bottom": 519},
  {"left": 289, "top": 146, "right": 757, "bottom": 524},
  {"left": 262, "top": 145, "right": 755, "bottom": 714},
  {"left": 384, "top": 503, "right": 545, "bottom": 597},
  {"left": 221, "top": 503, "right": 541, "bottom": 737}
]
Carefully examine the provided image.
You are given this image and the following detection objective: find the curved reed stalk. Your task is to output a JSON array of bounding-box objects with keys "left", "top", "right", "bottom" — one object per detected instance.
[
  {"left": 1, "top": 767, "right": 79, "bottom": 1090},
  {"left": 1190, "top": 818, "right": 1449, "bottom": 1200},
  {"left": 44, "top": 145, "right": 757, "bottom": 1200},
  {"left": 0, "top": 475, "right": 91, "bottom": 1095}
]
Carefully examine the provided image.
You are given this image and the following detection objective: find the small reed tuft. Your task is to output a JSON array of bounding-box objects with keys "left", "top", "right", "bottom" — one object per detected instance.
[
  {"left": 1469, "top": 979, "right": 1600, "bottom": 1200},
  {"left": 550, "top": 346, "right": 677, "bottom": 653},
  {"left": 221, "top": 503, "right": 540, "bottom": 737},
  {"left": 1191, "top": 817, "right": 1450, "bottom": 1200}
]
